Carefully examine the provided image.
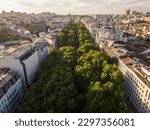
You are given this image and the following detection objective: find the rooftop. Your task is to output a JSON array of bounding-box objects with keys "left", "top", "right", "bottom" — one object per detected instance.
[
  {"left": 111, "top": 45, "right": 128, "bottom": 58},
  {"left": 0, "top": 42, "right": 32, "bottom": 58},
  {"left": 127, "top": 63, "right": 150, "bottom": 87},
  {"left": 121, "top": 57, "right": 133, "bottom": 63}
]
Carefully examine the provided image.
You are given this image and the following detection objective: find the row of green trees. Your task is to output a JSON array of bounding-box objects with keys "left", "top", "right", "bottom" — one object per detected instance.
[
  {"left": 75, "top": 23, "right": 127, "bottom": 112},
  {"left": 56, "top": 22, "right": 79, "bottom": 48},
  {"left": 18, "top": 22, "right": 128, "bottom": 112}
]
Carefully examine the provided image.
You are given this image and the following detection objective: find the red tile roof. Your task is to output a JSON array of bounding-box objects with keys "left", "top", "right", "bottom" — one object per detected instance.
[{"left": 121, "top": 57, "right": 133, "bottom": 63}]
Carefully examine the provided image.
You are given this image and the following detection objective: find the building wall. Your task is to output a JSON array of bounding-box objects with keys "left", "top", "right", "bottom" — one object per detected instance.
[
  {"left": 30, "top": 22, "right": 46, "bottom": 33},
  {"left": 0, "top": 46, "right": 49, "bottom": 88},
  {"left": 22, "top": 51, "right": 39, "bottom": 85},
  {"left": 37, "top": 46, "right": 49, "bottom": 64},
  {"left": 0, "top": 78, "right": 23, "bottom": 113},
  {"left": 98, "top": 30, "right": 123, "bottom": 41},
  {"left": 0, "top": 57, "right": 27, "bottom": 88},
  {"left": 118, "top": 60, "right": 150, "bottom": 112}
]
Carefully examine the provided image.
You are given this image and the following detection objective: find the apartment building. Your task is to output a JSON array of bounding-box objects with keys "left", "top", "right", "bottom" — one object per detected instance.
[
  {"left": 96, "top": 27, "right": 124, "bottom": 42},
  {"left": 0, "top": 42, "right": 49, "bottom": 88},
  {"left": 30, "top": 21, "right": 47, "bottom": 33},
  {"left": 0, "top": 68, "right": 23, "bottom": 113},
  {"left": 49, "top": 21, "right": 63, "bottom": 30},
  {"left": 119, "top": 58, "right": 150, "bottom": 112}
]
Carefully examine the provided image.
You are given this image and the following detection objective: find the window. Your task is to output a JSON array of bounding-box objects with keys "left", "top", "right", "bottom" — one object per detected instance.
[
  {"left": 145, "top": 90, "right": 148, "bottom": 98},
  {"left": 148, "top": 93, "right": 150, "bottom": 100}
]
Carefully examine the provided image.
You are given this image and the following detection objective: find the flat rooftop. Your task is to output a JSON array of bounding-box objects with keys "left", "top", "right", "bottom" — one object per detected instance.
[
  {"left": 111, "top": 46, "right": 128, "bottom": 57},
  {"left": 121, "top": 57, "right": 150, "bottom": 86},
  {"left": 0, "top": 43, "right": 32, "bottom": 58},
  {"left": 128, "top": 63, "right": 150, "bottom": 87}
]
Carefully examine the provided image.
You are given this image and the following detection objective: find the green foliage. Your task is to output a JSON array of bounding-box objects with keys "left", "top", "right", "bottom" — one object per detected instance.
[
  {"left": 56, "top": 32, "right": 66, "bottom": 47},
  {"left": 77, "top": 42, "right": 99, "bottom": 57},
  {"left": 56, "top": 21, "right": 79, "bottom": 48},
  {"left": 18, "top": 22, "right": 128, "bottom": 113}
]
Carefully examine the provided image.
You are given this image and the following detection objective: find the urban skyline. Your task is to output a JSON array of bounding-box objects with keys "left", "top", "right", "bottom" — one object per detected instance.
[{"left": 0, "top": 0, "right": 150, "bottom": 15}]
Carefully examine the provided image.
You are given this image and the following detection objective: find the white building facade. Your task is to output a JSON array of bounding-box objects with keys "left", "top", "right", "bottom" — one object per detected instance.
[
  {"left": 0, "top": 44, "right": 49, "bottom": 88},
  {"left": 0, "top": 70, "right": 24, "bottom": 113},
  {"left": 118, "top": 59, "right": 150, "bottom": 112}
]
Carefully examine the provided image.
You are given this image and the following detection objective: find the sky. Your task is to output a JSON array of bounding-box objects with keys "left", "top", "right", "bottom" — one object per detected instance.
[{"left": 0, "top": 0, "right": 150, "bottom": 14}]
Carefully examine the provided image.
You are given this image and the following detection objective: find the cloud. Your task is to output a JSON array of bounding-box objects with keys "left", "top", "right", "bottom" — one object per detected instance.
[
  {"left": 77, "top": 0, "right": 150, "bottom": 14},
  {"left": 78, "top": 0, "right": 150, "bottom": 8},
  {"left": 0, "top": 0, "right": 149, "bottom": 14},
  {"left": 16, "top": 1, "right": 65, "bottom": 8}
]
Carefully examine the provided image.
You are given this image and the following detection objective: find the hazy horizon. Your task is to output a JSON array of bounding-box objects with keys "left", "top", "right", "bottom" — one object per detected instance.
[{"left": 0, "top": 0, "right": 150, "bottom": 15}]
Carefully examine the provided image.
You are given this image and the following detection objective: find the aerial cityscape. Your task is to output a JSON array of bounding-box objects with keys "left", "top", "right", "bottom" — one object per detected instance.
[{"left": 0, "top": 0, "right": 150, "bottom": 113}]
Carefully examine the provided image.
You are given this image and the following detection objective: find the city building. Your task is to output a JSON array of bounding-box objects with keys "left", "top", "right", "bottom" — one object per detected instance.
[
  {"left": 49, "top": 21, "right": 63, "bottom": 30},
  {"left": 97, "top": 28, "right": 123, "bottom": 41},
  {"left": 30, "top": 21, "right": 47, "bottom": 33},
  {"left": 0, "top": 68, "right": 24, "bottom": 112},
  {"left": 119, "top": 58, "right": 150, "bottom": 112},
  {"left": 0, "top": 42, "right": 49, "bottom": 88},
  {"left": 126, "top": 9, "right": 131, "bottom": 16}
]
